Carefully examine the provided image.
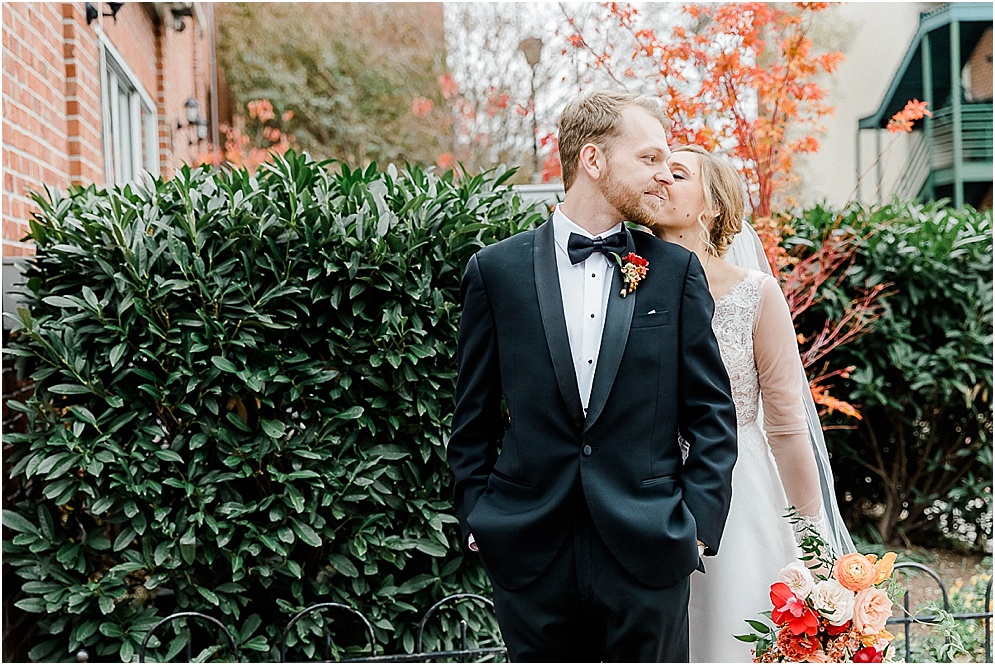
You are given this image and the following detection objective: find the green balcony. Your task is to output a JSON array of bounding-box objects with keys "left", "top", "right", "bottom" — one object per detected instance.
[{"left": 858, "top": 2, "right": 993, "bottom": 209}]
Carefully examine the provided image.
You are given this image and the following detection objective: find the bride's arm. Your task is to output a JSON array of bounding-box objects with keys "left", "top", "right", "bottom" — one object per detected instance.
[{"left": 752, "top": 275, "right": 823, "bottom": 519}]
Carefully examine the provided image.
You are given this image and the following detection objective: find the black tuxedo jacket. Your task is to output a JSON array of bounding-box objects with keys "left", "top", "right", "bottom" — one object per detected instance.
[{"left": 448, "top": 219, "right": 737, "bottom": 591}]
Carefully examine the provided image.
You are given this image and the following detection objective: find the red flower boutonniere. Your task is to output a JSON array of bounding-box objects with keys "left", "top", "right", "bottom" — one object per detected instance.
[{"left": 615, "top": 252, "right": 649, "bottom": 298}]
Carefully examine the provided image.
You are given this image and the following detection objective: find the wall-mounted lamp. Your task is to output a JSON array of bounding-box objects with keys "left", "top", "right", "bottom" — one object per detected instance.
[
  {"left": 85, "top": 2, "right": 125, "bottom": 25},
  {"left": 177, "top": 97, "right": 208, "bottom": 146},
  {"left": 170, "top": 2, "right": 195, "bottom": 32}
]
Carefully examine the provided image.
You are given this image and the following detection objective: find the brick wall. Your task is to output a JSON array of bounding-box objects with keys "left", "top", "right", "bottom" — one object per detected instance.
[
  {"left": 1, "top": 2, "right": 218, "bottom": 259},
  {"left": 2, "top": 5, "right": 220, "bottom": 660},
  {"left": 2, "top": 2, "right": 74, "bottom": 257},
  {"left": 63, "top": 2, "right": 103, "bottom": 187},
  {"left": 966, "top": 27, "right": 993, "bottom": 102}
]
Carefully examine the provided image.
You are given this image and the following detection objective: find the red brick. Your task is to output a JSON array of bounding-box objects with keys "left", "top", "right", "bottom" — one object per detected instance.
[
  {"left": 3, "top": 1, "right": 218, "bottom": 258},
  {"left": 2, "top": 242, "right": 29, "bottom": 257},
  {"left": 4, "top": 219, "right": 27, "bottom": 242}
]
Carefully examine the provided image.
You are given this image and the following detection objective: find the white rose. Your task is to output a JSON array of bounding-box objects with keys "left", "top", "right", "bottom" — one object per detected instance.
[
  {"left": 812, "top": 579, "right": 856, "bottom": 625},
  {"left": 778, "top": 561, "right": 815, "bottom": 598}
]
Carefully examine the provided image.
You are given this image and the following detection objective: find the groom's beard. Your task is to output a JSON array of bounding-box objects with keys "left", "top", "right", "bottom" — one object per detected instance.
[{"left": 601, "top": 163, "right": 661, "bottom": 229}]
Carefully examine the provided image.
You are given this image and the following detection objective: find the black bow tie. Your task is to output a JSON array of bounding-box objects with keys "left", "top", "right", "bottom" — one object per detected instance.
[{"left": 567, "top": 231, "right": 628, "bottom": 265}]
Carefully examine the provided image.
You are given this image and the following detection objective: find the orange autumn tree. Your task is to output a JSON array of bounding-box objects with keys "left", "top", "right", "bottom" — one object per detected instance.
[
  {"left": 564, "top": 2, "right": 842, "bottom": 244},
  {"left": 197, "top": 99, "right": 293, "bottom": 173},
  {"left": 773, "top": 99, "right": 933, "bottom": 419},
  {"left": 561, "top": 2, "right": 882, "bottom": 417},
  {"left": 410, "top": 71, "right": 563, "bottom": 180}
]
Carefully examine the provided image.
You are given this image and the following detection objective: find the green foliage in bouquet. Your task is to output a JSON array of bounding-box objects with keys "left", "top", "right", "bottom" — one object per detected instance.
[
  {"left": 784, "top": 200, "right": 993, "bottom": 549},
  {"left": 736, "top": 509, "right": 901, "bottom": 663},
  {"left": 3, "top": 152, "right": 546, "bottom": 662}
]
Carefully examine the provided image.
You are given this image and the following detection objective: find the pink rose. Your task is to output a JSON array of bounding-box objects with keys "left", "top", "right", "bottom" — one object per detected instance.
[
  {"left": 852, "top": 587, "right": 892, "bottom": 634},
  {"left": 778, "top": 561, "right": 816, "bottom": 598}
]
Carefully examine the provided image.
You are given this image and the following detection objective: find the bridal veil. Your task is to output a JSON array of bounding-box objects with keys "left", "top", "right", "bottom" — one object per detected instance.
[{"left": 726, "top": 224, "right": 856, "bottom": 556}]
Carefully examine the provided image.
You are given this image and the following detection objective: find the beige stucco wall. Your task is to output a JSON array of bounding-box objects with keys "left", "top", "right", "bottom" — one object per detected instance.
[{"left": 795, "top": 2, "right": 940, "bottom": 208}]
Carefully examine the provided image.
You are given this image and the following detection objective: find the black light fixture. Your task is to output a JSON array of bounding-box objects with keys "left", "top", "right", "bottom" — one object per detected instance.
[
  {"left": 177, "top": 97, "right": 209, "bottom": 146},
  {"left": 85, "top": 2, "right": 125, "bottom": 25},
  {"left": 184, "top": 97, "right": 199, "bottom": 125},
  {"left": 170, "top": 3, "right": 195, "bottom": 32}
]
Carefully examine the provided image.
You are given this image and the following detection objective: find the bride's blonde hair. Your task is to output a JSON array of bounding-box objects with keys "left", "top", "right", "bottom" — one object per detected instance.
[{"left": 673, "top": 145, "right": 745, "bottom": 258}]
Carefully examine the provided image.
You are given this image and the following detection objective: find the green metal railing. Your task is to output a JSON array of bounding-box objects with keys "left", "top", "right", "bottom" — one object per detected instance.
[
  {"left": 890, "top": 103, "right": 993, "bottom": 200},
  {"left": 893, "top": 131, "right": 932, "bottom": 201},
  {"left": 930, "top": 104, "right": 994, "bottom": 168}
]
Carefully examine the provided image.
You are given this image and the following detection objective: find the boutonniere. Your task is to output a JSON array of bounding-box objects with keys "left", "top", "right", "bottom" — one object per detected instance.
[{"left": 614, "top": 252, "right": 649, "bottom": 298}]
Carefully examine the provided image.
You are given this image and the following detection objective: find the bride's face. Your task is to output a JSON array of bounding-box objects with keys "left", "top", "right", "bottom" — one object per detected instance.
[{"left": 647, "top": 151, "right": 711, "bottom": 238}]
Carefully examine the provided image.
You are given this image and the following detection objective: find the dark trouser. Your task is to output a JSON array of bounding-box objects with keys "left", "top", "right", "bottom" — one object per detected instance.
[{"left": 488, "top": 511, "right": 690, "bottom": 663}]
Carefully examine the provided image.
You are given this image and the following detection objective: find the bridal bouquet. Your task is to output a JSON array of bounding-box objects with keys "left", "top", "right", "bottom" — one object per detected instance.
[{"left": 739, "top": 514, "right": 899, "bottom": 662}]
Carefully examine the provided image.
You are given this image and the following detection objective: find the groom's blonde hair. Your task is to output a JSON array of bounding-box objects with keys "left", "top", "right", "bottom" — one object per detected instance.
[
  {"left": 558, "top": 90, "right": 669, "bottom": 190},
  {"left": 673, "top": 145, "right": 745, "bottom": 257}
]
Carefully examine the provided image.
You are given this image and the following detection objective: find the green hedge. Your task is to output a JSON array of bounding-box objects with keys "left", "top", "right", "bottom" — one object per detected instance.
[
  {"left": 784, "top": 200, "right": 993, "bottom": 549},
  {"left": 3, "top": 152, "right": 545, "bottom": 662}
]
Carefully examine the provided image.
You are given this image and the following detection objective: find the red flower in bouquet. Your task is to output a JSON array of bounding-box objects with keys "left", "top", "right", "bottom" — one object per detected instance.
[
  {"left": 739, "top": 510, "right": 900, "bottom": 662},
  {"left": 617, "top": 252, "right": 649, "bottom": 298},
  {"left": 852, "top": 646, "right": 883, "bottom": 662},
  {"left": 770, "top": 582, "right": 820, "bottom": 635},
  {"left": 824, "top": 619, "right": 851, "bottom": 637}
]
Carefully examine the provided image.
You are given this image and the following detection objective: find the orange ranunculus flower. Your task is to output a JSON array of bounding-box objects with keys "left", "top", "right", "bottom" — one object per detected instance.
[
  {"left": 872, "top": 552, "right": 897, "bottom": 584},
  {"left": 853, "top": 588, "right": 893, "bottom": 635},
  {"left": 833, "top": 553, "right": 877, "bottom": 592},
  {"left": 775, "top": 627, "right": 821, "bottom": 661}
]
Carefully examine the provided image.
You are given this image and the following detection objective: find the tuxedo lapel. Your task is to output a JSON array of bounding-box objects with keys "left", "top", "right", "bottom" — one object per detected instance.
[
  {"left": 583, "top": 228, "right": 637, "bottom": 434},
  {"left": 533, "top": 218, "right": 585, "bottom": 429}
]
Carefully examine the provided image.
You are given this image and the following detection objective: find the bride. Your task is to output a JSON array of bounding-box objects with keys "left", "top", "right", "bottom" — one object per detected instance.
[{"left": 646, "top": 145, "right": 854, "bottom": 662}]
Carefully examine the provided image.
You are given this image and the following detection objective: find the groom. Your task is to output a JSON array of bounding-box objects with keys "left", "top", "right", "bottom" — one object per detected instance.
[{"left": 448, "top": 90, "right": 738, "bottom": 662}]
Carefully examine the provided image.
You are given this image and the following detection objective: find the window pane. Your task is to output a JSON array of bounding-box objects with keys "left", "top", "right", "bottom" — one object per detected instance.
[
  {"left": 129, "top": 94, "right": 142, "bottom": 180},
  {"left": 107, "top": 69, "right": 120, "bottom": 182},
  {"left": 102, "top": 48, "right": 154, "bottom": 185},
  {"left": 142, "top": 105, "right": 159, "bottom": 175},
  {"left": 117, "top": 87, "right": 132, "bottom": 181}
]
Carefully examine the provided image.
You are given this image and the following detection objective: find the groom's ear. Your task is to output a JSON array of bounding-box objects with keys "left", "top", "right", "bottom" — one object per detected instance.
[{"left": 578, "top": 143, "right": 605, "bottom": 181}]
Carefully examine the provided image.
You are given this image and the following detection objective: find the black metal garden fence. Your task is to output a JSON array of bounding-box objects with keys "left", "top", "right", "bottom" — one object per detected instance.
[
  {"left": 127, "top": 564, "right": 992, "bottom": 663},
  {"left": 136, "top": 593, "right": 505, "bottom": 663},
  {"left": 886, "top": 561, "right": 993, "bottom": 663}
]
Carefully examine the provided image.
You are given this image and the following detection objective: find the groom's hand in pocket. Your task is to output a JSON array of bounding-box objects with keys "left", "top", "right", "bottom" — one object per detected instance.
[
  {"left": 468, "top": 533, "right": 479, "bottom": 552},
  {"left": 696, "top": 540, "right": 707, "bottom": 574}
]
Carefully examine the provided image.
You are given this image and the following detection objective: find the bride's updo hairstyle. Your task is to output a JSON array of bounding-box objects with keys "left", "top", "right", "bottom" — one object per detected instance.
[{"left": 673, "top": 145, "right": 745, "bottom": 258}]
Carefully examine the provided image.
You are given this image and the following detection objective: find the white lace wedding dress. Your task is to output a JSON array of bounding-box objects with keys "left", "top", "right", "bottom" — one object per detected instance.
[{"left": 688, "top": 270, "right": 818, "bottom": 663}]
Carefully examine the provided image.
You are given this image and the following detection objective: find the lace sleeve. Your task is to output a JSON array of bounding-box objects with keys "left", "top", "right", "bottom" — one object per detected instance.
[{"left": 752, "top": 275, "right": 823, "bottom": 518}]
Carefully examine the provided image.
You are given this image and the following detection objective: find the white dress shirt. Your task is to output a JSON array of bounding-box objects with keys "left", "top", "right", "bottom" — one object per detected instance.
[{"left": 551, "top": 205, "right": 622, "bottom": 414}]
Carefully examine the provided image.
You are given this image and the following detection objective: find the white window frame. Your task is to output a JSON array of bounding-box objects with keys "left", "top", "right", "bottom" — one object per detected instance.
[{"left": 98, "top": 33, "right": 159, "bottom": 185}]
